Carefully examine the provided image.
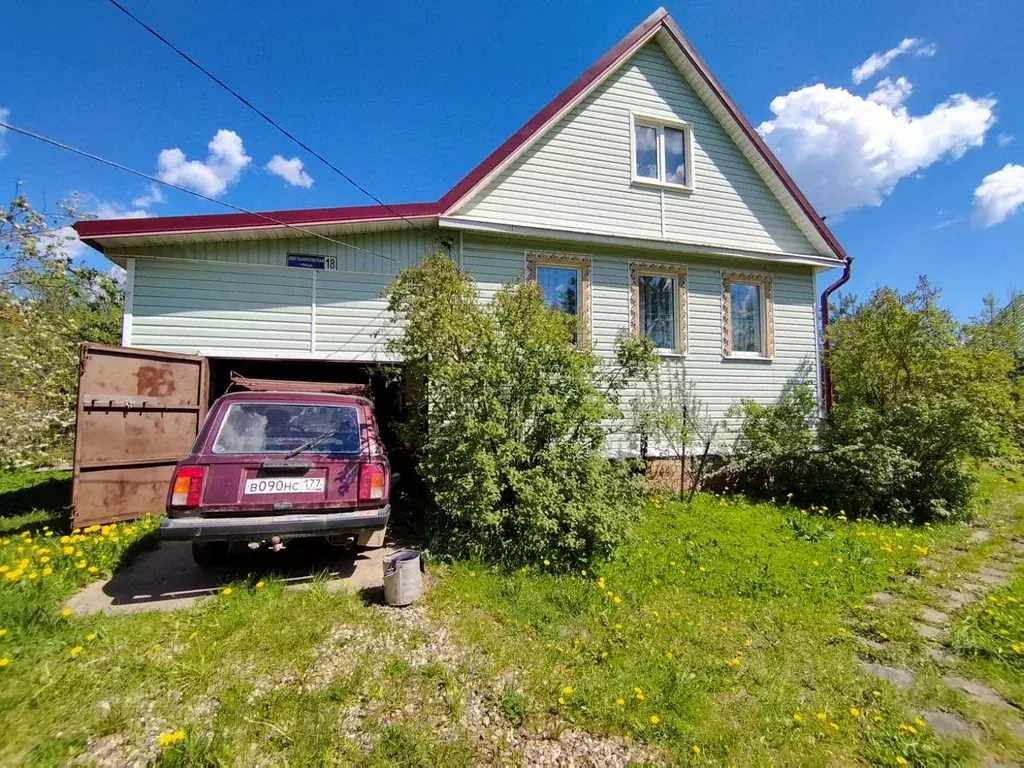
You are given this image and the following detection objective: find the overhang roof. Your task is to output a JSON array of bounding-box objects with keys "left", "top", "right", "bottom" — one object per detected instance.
[{"left": 76, "top": 7, "right": 847, "bottom": 263}]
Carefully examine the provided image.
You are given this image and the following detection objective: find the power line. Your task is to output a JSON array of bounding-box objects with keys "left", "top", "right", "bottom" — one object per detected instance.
[
  {"left": 0, "top": 119, "right": 401, "bottom": 263},
  {"left": 105, "top": 0, "right": 434, "bottom": 237}
]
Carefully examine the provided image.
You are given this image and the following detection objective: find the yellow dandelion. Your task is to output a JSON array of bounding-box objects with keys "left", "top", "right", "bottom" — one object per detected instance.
[
  {"left": 699, "top": 565, "right": 706, "bottom": 572},
  {"left": 40, "top": 556, "right": 50, "bottom": 563},
  {"left": 42, "top": 567, "right": 52, "bottom": 576},
  {"left": 812, "top": 560, "right": 820, "bottom": 567},
  {"left": 793, "top": 713, "right": 804, "bottom": 724},
  {"left": 86, "top": 632, "right": 97, "bottom": 641},
  {"left": 0, "top": 658, "right": 8, "bottom": 667},
  {"left": 613, "top": 595, "right": 622, "bottom": 604},
  {"left": 616, "top": 697, "right": 625, "bottom": 706},
  {"left": 850, "top": 707, "right": 861, "bottom": 718},
  {"left": 562, "top": 685, "right": 574, "bottom": 696},
  {"left": 665, "top": 651, "right": 674, "bottom": 659},
  {"left": 69, "top": 646, "right": 84, "bottom": 656},
  {"left": 468, "top": 571, "right": 476, "bottom": 577},
  {"left": 221, "top": 587, "right": 232, "bottom": 596},
  {"left": 255, "top": 581, "right": 265, "bottom": 589},
  {"left": 650, "top": 714, "right": 660, "bottom": 724},
  {"left": 88, "top": 566, "right": 98, "bottom": 574},
  {"left": 898, "top": 723, "right": 917, "bottom": 735},
  {"left": 829, "top": 722, "right": 839, "bottom": 731},
  {"left": 600, "top": 651, "right": 609, "bottom": 659},
  {"left": 581, "top": 569, "right": 587, "bottom": 576},
  {"left": 0, "top": 629, "right": 6, "bottom": 638},
  {"left": 896, "top": 759, "right": 908, "bottom": 767},
  {"left": 157, "top": 730, "right": 186, "bottom": 747},
  {"left": 816, "top": 712, "right": 827, "bottom": 721},
  {"left": 914, "top": 717, "right": 926, "bottom": 728},
  {"left": 543, "top": 559, "right": 550, "bottom": 566},
  {"left": 62, "top": 546, "right": 74, "bottom": 555},
  {"left": 558, "top": 697, "right": 566, "bottom": 705},
  {"left": 691, "top": 745, "right": 701, "bottom": 756},
  {"left": 873, "top": 715, "right": 884, "bottom": 723},
  {"left": 61, "top": 608, "right": 73, "bottom": 617}
]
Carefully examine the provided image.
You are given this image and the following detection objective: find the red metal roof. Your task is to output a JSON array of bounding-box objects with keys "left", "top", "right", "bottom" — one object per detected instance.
[{"left": 75, "top": 7, "right": 847, "bottom": 262}]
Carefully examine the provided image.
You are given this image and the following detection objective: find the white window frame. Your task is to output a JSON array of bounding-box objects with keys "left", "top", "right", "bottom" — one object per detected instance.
[
  {"left": 629, "top": 112, "right": 695, "bottom": 192},
  {"left": 630, "top": 261, "right": 687, "bottom": 356},
  {"left": 722, "top": 270, "right": 774, "bottom": 360}
]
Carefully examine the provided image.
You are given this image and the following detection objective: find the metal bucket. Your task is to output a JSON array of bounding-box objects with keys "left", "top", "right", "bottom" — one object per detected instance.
[{"left": 383, "top": 549, "right": 422, "bottom": 606}]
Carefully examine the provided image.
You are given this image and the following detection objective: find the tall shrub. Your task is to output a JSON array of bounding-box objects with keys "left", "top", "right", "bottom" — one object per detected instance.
[
  {"left": 731, "top": 280, "right": 1016, "bottom": 522},
  {"left": 0, "top": 190, "right": 123, "bottom": 468},
  {"left": 383, "top": 253, "right": 655, "bottom": 565}
]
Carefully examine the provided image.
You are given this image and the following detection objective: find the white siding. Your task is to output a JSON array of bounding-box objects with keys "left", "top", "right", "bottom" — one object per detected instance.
[
  {"left": 122, "top": 229, "right": 442, "bottom": 360},
  {"left": 463, "top": 236, "right": 819, "bottom": 453},
  {"left": 456, "top": 42, "right": 817, "bottom": 257},
  {"left": 120, "top": 226, "right": 820, "bottom": 455}
]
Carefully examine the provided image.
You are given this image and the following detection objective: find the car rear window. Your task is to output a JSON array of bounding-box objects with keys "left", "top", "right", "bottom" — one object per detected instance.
[{"left": 211, "top": 403, "right": 361, "bottom": 455}]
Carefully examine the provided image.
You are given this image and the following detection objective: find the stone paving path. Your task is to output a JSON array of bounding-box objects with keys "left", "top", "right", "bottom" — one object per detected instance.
[{"left": 854, "top": 528, "right": 1023, "bottom": 749}]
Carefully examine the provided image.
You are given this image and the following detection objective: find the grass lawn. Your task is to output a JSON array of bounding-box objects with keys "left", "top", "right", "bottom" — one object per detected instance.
[{"left": 0, "top": 466, "right": 1021, "bottom": 765}]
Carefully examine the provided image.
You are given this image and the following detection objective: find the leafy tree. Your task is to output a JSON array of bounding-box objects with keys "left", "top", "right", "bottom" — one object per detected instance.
[
  {"left": 383, "top": 252, "right": 656, "bottom": 566},
  {"left": 732, "top": 279, "right": 1017, "bottom": 522},
  {"left": 633, "top": 365, "right": 719, "bottom": 500},
  {"left": 0, "top": 187, "right": 123, "bottom": 468}
]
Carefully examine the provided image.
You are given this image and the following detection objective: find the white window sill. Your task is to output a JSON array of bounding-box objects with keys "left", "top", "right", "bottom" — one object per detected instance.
[
  {"left": 722, "top": 353, "right": 773, "bottom": 363},
  {"left": 655, "top": 348, "right": 686, "bottom": 359},
  {"left": 630, "top": 176, "right": 694, "bottom": 194}
]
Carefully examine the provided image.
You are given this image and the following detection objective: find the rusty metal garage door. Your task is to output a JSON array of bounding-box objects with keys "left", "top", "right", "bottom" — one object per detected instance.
[{"left": 72, "top": 344, "right": 209, "bottom": 526}]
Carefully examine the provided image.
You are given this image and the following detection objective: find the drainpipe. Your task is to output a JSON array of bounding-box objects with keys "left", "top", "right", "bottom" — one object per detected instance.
[{"left": 819, "top": 258, "right": 853, "bottom": 415}]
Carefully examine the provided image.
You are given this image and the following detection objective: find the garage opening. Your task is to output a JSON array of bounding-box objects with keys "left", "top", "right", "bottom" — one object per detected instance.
[
  {"left": 72, "top": 344, "right": 418, "bottom": 527},
  {"left": 206, "top": 357, "right": 414, "bottom": 469}
]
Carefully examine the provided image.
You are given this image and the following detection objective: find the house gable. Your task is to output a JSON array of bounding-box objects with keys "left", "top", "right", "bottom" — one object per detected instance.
[{"left": 451, "top": 40, "right": 819, "bottom": 257}]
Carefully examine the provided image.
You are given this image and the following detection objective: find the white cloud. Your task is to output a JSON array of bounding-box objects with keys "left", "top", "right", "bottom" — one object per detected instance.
[
  {"left": 972, "top": 164, "right": 1024, "bottom": 227},
  {"left": 998, "top": 132, "right": 1015, "bottom": 147},
  {"left": 758, "top": 83, "right": 996, "bottom": 218},
  {"left": 0, "top": 107, "right": 9, "bottom": 159},
  {"left": 852, "top": 38, "right": 937, "bottom": 84},
  {"left": 131, "top": 184, "right": 165, "bottom": 208},
  {"left": 157, "top": 129, "right": 251, "bottom": 197},
  {"left": 867, "top": 77, "right": 913, "bottom": 109},
  {"left": 91, "top": 200, "right": 152, "bottom": 220},
  {"left": 266, "top": 154, "right": 314, "bottom": 188}
]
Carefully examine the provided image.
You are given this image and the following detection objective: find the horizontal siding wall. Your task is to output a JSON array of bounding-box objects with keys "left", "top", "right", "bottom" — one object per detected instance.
[
  {"left": 457, "top": 42, "right": 817, "bottom": 257},
  {"left": 124, "top": 229, "right": 442, "bottom": 360},
  {"left": 465, "top": 235, "right": 820, "bottom": 455}
]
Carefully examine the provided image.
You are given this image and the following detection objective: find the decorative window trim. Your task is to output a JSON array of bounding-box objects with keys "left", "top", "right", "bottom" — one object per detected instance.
[
  {"left": 630, "top": 261, "right": 687, "bottom": 355},
  {"left": 629, "top": 111, "right": 695, "bottom": 192},
  {"left": 526, "top": 251, "right": 592, "bottom": 346},
  {"left": 722, "top": 269, "right": 774, "bottom": 359}
]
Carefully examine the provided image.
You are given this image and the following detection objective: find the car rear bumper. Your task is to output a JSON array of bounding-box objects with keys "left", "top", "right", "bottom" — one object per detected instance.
[{"left": 160, "top": 505, "right": 390, "bottom": 542}]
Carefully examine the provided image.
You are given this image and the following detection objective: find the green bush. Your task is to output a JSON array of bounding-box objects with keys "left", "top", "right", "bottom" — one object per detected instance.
[
  {"left": 730, "top": 281, "right": 1017, "bottom": 522},
  {"left": 383, "top": 253, "right": 655, "bottom": 567}
]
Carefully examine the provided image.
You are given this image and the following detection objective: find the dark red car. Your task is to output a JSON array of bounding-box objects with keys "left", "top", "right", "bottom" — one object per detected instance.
[{"left": 160, "top": 390, "right": 390, "bottom": 566}]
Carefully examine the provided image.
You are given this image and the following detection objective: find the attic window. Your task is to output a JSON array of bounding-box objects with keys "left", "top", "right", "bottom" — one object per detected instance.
[{"left": 631, "top": 114, "right": 694, "bottom": 190}]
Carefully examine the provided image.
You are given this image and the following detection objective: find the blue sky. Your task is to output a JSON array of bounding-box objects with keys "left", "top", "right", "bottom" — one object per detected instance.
[{"left": 2, "top": 0, "right": 1022, "bottom": 318}]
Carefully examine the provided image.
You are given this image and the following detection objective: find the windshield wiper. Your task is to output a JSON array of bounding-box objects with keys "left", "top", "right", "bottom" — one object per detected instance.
[{"left": 285, "top": 428, "right": 337, "bottom": 459}]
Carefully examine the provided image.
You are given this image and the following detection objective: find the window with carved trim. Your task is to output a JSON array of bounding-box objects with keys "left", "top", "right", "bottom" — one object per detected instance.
[
  {"left": 630, "top": 262, "right": 687, "bottom": 354},
  {"left": 526, "top": 252, "right": 592, "bottom": 343},
  {"left": 722, "top": 270, "right": 773, "bottom": 358}
]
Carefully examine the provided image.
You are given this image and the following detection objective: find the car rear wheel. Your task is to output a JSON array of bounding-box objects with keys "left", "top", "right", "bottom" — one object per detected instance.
[{"left": 191, "top": 540, "right": 229, "bottom": 568}]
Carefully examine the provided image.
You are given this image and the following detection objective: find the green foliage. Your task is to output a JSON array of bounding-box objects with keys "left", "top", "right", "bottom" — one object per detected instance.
[
  {"left": 498, "top": 687, "right": 527, "bottom": 725},
  {"left": 950, "top": 570, "right": 1024, "bottom": 676},
  {"left": 432, "top": 489, "right": 968, "bottom": 765},
  {"left": 0, "top": 188, "right": 123, "bottom": 468},
  {"left": 383, "top": 252, "right": 656, "bottom": 566},
  {"left": 728, "top": 384, "right": 817, "bottom": 500},
  {"left": 731, "top": 280, "right": 1019, "bottom": 522}
]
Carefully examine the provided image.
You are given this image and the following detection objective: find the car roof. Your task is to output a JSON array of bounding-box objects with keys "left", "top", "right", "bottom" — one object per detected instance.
[{"left": 217, "top": 390, "right": 372, "bottom": 407}]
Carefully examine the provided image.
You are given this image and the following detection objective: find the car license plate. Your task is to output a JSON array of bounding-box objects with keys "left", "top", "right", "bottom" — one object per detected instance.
[{"left": 244, "top": 477, "right": 325, "bottom": 495}]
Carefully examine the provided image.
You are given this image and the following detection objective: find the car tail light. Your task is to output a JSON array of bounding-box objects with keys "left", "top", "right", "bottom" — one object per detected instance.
[
  {"left": 358, "top": 463, "right": 386, "bottom": 501},
  {"left": 171, "top": 466, "right": 206, "bottom": 507}
]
